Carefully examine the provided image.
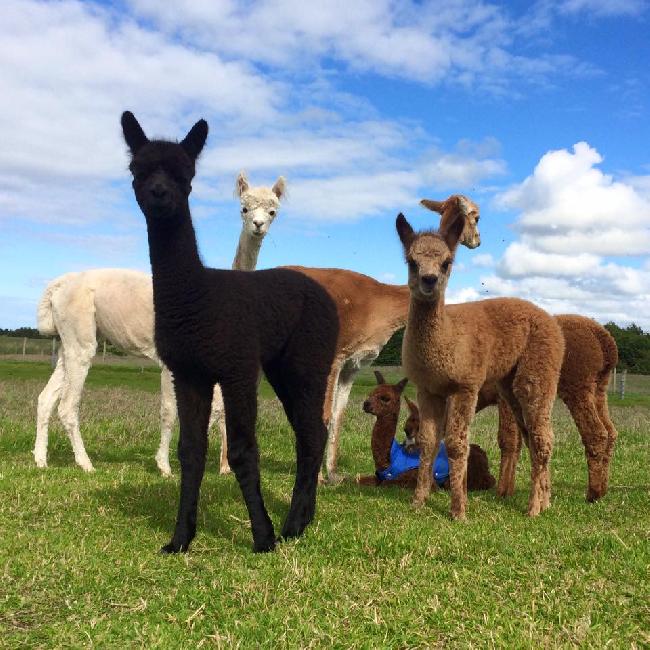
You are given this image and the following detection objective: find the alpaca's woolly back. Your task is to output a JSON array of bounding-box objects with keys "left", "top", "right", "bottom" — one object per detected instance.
[{"left": 38, "top": 269, "right": 158, "bottom": 360}]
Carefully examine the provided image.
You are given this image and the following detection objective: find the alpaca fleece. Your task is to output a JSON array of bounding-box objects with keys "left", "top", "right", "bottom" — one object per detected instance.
[
  {"left": 396, "top": 200, "right": 565, "bottom": 519},
  {"left": 420, "top": 196, "right": 619, "bottom": 502},
  {"left": 121, "top": 111, "right": 339, "bottom": 553}
]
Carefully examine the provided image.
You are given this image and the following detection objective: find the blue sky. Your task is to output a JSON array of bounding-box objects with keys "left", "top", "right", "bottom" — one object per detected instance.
[{"left": 1, "top": 0, "right": 649, "bottom": 328}]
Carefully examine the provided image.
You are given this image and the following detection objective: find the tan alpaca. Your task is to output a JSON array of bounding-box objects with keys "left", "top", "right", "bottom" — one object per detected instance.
[
  {"left": 421, "top": 198, "right": 619, "bottom": 502},
  {"left": 396, "top": 200, "right": 565, "bottom": 519}
]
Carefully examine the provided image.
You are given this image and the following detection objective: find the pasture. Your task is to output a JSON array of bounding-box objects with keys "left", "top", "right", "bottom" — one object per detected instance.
[{"left": 1, "top": 360, "right": 648, "bottom": 647}]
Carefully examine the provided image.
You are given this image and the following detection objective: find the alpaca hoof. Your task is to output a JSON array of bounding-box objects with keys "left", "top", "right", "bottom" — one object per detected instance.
[
  {"left": 79, "top": 462, "right": 95, "bottom": 473},
  {"left": 325, "top": 472, "right": 346, "bottom": 486},
  {"left": 411, "top": 497, "right": 426, "bottom": 509},
  {"left": 586, "top": 488, "right": 603, "bottom": 503},
  {"left": 160, "top": 541, "right": 188, "bottom": 554},
  {"left": 219, "top": 463, "right": 232, "bottom": 475},
  {"left": 496, "top": 485, "right": 514, "bottom": 498},
  {"left": 34, "top": 455, "right": 47, "bottom": 469},
  {"left": 450, "top": 509, "right": 466, "bottom": 521},
  {"left": 253, "top": 537, "right": 276, "bottom": 553},
  {"left": 156, "top": 458, "right": 173, "bottom": 477}
]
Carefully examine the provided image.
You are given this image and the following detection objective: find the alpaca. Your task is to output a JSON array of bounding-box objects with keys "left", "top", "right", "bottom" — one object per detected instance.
[
  {"left": 357, "top": 372, "right": 495, "bottom": 490},
  {"left": 421, "top": 199, "right": 619, "bottom": 502},
  {"left": 396, "top": 201, "right": 565, "bottom": 519},
  {"left": 121, "top": 111, "right": 340, "bottom": 553},
  {"left": 34, "top": 171, "right": 284, "bottom": 475}
]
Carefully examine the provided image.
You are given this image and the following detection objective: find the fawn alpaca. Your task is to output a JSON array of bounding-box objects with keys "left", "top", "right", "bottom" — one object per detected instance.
[
  {"left": 396, "top": 202, "right": 564, "bottom": 519},
  {"left": 122, "top": 112, "right": 339, "bottom": 553},
  {"left": 422, "top": 198, "right": 619, "bottom": 502}
]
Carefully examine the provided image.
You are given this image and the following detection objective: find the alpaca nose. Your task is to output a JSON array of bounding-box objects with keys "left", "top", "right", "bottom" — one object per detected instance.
[
  {"left": 151, "top": 184, "right": 167, "bottom": 199},
  {"left": 253, "top": 220, "right": 264, "bottom": 231},
  {"left": 421, "top": 274, "right": 438, "bottom": 289},
  {"left": 362, "top": 400, "right": 372, "bottom": 413}
]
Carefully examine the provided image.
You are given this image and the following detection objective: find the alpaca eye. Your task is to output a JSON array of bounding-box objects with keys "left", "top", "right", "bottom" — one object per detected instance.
[
  {"left": 269, "top": 210, "right": 276, "bottom": 217},
  {"left": 242, "top": 207, "right": 248, "bottom": 214},
  {"left": 475, "top": 216, "right": 480, "bottom": 223},
  {"left": 442, "top": 260, "right": 451, "bottom": 272},
  {"left": 380, "top": 396, "right": 390, "bottom": 402}
]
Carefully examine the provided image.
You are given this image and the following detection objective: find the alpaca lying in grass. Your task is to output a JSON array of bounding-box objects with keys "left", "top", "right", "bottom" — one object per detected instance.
[
  {"left": 34, "top": 171, "right": 284, "bottom": 475},
  {"left": 422, "top": 198, "right": 619, "bottom": 502},
  {"left": 396, "top": 201, "right": 565, "bottom": 519},
  {"left": 357, "top": 371, "right": 495, "bottom": 490},
  {"left": 121, "top": 111, "right": 340, "bottom": 553}
]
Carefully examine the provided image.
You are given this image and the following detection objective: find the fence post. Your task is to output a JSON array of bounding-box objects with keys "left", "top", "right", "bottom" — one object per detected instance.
[
  {"left": 51, "top": 337, "right": 58, "bottom": 368},
  {"left": 102, "top": 340, "right": 107, "bottom": 362},
  {"left": 22, "top": 337, "right": 27, "bottom": 356},
  {"left": 618, "top": 369, "right": 627, "bottom": 400},
  {"left": 610, "top": 367, "right": 616, "bottom": 393}
]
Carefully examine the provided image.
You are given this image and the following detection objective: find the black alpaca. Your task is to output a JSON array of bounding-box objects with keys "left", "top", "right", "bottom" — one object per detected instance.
[{"left": 121, "top": 111, "right": 339, "bottom": 553}]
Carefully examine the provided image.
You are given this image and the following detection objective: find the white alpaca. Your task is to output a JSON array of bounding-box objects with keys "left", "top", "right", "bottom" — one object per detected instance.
[{"left": 34, "top": 172, "right": 285, "bottom": 475}]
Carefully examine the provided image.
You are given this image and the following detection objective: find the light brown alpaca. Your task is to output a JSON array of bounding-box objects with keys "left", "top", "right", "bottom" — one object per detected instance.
[
  {"left": 421, "top": 199, "right": 619, "bottom": 502},
  {"left": 396, "top": 201, "right": 565, "bottom": 519}
]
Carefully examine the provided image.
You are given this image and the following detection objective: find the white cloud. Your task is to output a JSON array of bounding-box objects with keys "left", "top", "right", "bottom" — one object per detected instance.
[
  {"left": 472, "top": 253, "right": 496, "bottom": 268},
  {"left": 484, "top": 142, "right": 650, "bottom": 327},
  {"left": 558, "top": 0, "right": 647, "bottom": 17},
  {"left": 128, "top": 0, "right": 599, "bottom": 90}
]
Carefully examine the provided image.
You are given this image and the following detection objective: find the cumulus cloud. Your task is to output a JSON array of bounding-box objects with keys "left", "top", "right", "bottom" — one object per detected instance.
[{"left": 486, "top": 142, "right": 650, "bottom": 327}]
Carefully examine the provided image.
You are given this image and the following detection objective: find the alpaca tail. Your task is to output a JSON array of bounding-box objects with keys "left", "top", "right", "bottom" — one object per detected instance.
[
  {"left": 595, "top": 324, "right": 619, "bottom": 377},
  {"left": 37, "top": 273, "right": 76, "bottom": 336}
]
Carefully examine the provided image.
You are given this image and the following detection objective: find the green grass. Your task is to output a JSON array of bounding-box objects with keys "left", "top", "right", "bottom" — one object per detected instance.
[{"left": 0, "top": 366, "right": 649, "bottom": 647}]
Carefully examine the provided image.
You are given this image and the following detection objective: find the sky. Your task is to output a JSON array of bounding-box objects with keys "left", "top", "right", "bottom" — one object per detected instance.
[{"left": 1, "top": 0, "right": 649, "bottom": 329}]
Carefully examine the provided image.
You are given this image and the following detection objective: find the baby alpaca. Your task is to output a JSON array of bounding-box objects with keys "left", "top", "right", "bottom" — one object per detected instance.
[
  {"left": 122, "top": 111, "right": 339, "bottom": 553},
  {"left": 358, "top": 372, "right": 495, "bottom": 490},
  {"left": 396, "top": 202, "right": 564, "bottom": 519}
]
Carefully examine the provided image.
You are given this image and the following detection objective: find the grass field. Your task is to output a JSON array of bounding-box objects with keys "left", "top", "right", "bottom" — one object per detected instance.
[{"left": 1, "top": 360, "right": 648, "bottom": 647}]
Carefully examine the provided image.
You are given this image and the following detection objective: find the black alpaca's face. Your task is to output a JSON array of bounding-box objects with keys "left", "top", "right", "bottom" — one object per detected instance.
[
  {"left": 129, "top": 144, "right": 195, "bottom": 220},
  {"left": 121, "top": 111, "right": 208, "bottom": 221}
]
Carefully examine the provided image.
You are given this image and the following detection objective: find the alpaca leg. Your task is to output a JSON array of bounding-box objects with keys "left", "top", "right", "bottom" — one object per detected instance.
[
  {"left": 57, "top": 347, "right": 95, "bottom": 472},
  {"left": 565, "top": 393, "right": 610, "bottom": 502},
  {"left": 156, "top": 366, "right": 176, "bottom": 477},
  {"left": 280, "top": 384, "right": 329, "bottom": 540},
  {"left": 324, "top": 363, "right": 356, "bottom": 485},
  {"left": 496, "top": 397, "right": 522, "bottom": 498},
  {"left": 220, "top": 377, "right": 275, "bottom": 553},
  {"left": 413, "top": 391, "right": 446, "bottom": 508},
  {"left": 161, "top": 377, "right": 212, "bottom": 554},
  {"left": 209, "top": 384, "right": 230, "bottom": 475},
  {"left": 34, "top": 354, "right": 65, "bottom": 468},
  {"left": 322, "top": 364, "right": 342, "bottom": 483},
  {"left": 445, "top": 389, "right": 479, "bottom": 520},
  {"left": 595, "top": 376, "right": 618, "bottom": 495},
  {"left": 511, "top": 382, "right": 555, "bottom": 518}
]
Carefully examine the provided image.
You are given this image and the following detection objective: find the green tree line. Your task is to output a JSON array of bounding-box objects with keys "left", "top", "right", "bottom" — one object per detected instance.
[{"left": 375, "top": 322, "right": 650, "bottom": 374}]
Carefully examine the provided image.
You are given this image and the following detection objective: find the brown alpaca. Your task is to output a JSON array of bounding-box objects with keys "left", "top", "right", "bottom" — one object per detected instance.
[
  {"left": 357, "top": 372, "right": 495, "bottom": 490},
  {"left": 421, "top": 199, "right": 619, "bottom": 502},
  {"left": 396, "top": 201, "right": 565, "bottom": 519}
]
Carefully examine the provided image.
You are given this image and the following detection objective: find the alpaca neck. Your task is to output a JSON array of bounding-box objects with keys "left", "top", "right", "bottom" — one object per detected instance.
[
  {"left": 406, "top": 293, "right": 449, "bottom": 355},
  {"left": 371, "top": 413, "right": 399, "bottom": 471},
  {"left": 145, "top": 208, "right": 204, "bottom": 300},
  {"left": 232, "top": 229, "right": 263, "bottom": 271}
]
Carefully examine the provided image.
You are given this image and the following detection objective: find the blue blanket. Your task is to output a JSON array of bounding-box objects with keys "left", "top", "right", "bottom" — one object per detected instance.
[{"left": 375, "top": 439, "right": 449, "bottom": 486}]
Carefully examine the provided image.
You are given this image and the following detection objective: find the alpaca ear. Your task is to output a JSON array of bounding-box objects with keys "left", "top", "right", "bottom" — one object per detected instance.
[
  {"left": 404, "top": 395, "right": 419, "bottom": 415},
  {"left": 396, "top": 213, "right": 415, "bottom": 249},
  {"left": 420, "top": 199, "right": 445, "bottom": 215},
  {"left": 121, "top": 111, "right": 149, "bottom": 155},
  {"left": 439, "top": 206, "right": 465, "bottom": 252},
  {"left": 395, "top": 378, "right": 408, "bottom": 394},
  {"left": 272, "top": 176, "right": 286, "bottom": 200},
  {"left": 180, "top": 119, "right": 209, "bottom": 160},
  {"left": 236, "top": 171, "right": 249, "bottom": 197},
  {"left": 374, "top": 370, "right": 386, "bottom": 385}
]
